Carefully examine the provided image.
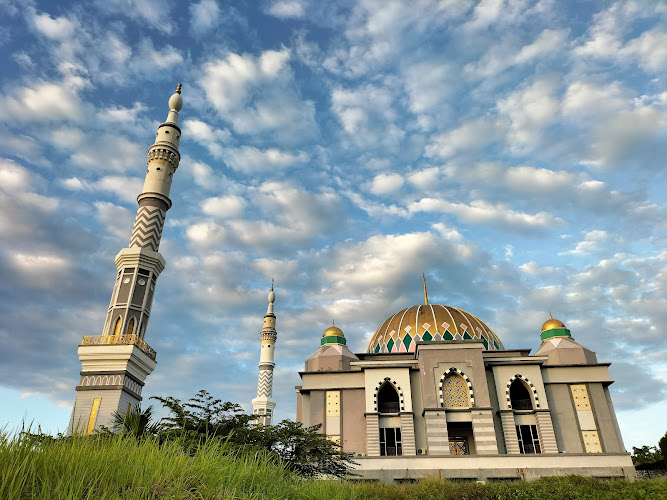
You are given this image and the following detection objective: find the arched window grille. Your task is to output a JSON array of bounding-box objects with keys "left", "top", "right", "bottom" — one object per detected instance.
[
  {"left": 441, "top": 373, "right": 471, "bottom": 408},
  {"left": 377, "top": 382, "right": 400, "bottom": 413},
  {"left": 509, "top": 379, "right": 533, "bottom": 410},
  {"left": 126, "top": 318, "right": 135, "bottom": 336}
]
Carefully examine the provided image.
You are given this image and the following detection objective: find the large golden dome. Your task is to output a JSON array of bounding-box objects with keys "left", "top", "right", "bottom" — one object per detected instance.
[{"left": 367, "top": 304, "right": 503, "bottom": 353}]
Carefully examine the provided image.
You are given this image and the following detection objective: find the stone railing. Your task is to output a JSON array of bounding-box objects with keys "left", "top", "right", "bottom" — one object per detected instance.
[{"left": 81, "top": 335, "right": 157, "bottom": 361}]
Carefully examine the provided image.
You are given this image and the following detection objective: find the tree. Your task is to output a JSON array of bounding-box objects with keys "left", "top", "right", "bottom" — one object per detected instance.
[
  {"left": 659, "top": 430, "right": 667, "bottom": 460},
  {"left": 243, "top": 420, "right": 357, "bottom": 478},
  {"left": 631, "top": 445, "right": 663, "bottom": 465},
  {"left": 151, "top": 390, "right": 253, "bottom": 440},
  {"left": 109, "top": 405, "right": 162, "bottom": 438},
  {"left": 151, "top": 389, "right": 356, "bottom": 478}
]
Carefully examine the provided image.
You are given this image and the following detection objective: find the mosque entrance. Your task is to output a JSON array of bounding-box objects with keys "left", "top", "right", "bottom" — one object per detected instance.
[{"left": 447, "top": 422, "right": 475, "bottom": 455}]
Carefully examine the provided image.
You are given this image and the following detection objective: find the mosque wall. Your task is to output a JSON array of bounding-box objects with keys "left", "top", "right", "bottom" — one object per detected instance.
[
  {"left": 588, "top": 383, "right": 623, "bottom": 453},
  {"left": 544, "top": 383, "right": 584, "bottom": 452},
  {"left": 342, "top": 389, "right": 366, "bottom": 454}
]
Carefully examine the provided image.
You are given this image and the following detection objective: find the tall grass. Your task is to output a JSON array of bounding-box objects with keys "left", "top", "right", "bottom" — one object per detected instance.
[
  {"left": 0, "top": 432, "right": 299, "bottom": 499},
  {"left": 1, "top": 431, "right": 666, "bottom": 499}
]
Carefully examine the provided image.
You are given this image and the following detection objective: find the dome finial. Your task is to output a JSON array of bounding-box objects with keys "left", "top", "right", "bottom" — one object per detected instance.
[{"left": 423, "top": 272, "right": 429, "bottom": 306}]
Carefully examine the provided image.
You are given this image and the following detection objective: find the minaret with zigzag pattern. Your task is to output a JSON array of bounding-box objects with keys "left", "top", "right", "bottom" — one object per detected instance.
[{"left": 67, "top": 84, "right": 184, "bottom": 435}]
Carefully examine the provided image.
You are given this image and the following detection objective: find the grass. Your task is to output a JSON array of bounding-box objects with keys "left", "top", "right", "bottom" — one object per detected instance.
[{"left": 1, "top": 431, "right": 666, "bottom": 499}]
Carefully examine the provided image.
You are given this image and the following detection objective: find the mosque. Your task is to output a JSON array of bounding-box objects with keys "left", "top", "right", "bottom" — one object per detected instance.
[{"left": 66, "top": 86, "right": 635, "bottom": 482}]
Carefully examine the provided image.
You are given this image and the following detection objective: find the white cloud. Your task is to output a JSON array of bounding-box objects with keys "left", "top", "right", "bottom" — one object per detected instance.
[
  {"left": 0, "top": 81, "right": 84, "bottom": 123},
  {"left": 403, "top": 61, "right": 457, "bottom": 125},
  {"left": 0, "top": 159, "right": 32, "bottom": 191},
  {"left": 132, "top": 38, "right": 183, "bottom": 69},
  {"left": 94, "top": 201, "right": 134, "bottom": 239},
  {"left": 622, "top": 29, "right": 667, "bottom": 72},
  {"left": 199, "top": 49, "right": 317, "bottom": 141},
  {"left": 224, "top": 146, "right": 309, "bottom": 173},
  {"left": 182, "top": 119, "right": 230, "bottom": 158},
  {"left": 562, "top": 81, "right": 628, "bottom": 116},
  {"left": 98, "top": 102, "right": 147, "bottom": 123},
  {"left": 267, "top": 0, "right": 306, "bottom": 19},
  {"left": 331, "top": 84, "right": 404, "bottom": 149},
  {"left": 563, "top": 230, "right": 609, "bottom": 256},
  {"left": 407, "top": 167, "right": 441, "bottom": 190},
  {"left": 70, "top": 136, "right": 143, "bottom": 172},
  {"left": 190, "top": 0, "right": 221, "bottom": 34},
  {"left": 201, "top": 195, "right": 247, "bottom": 218},
  {"left": 425, "top": 118, "right": 502, "bottom": 159},
  {"left": 465, "top": 28, "right": 568, "bottom": 79},
  {"left": 186, "top": 220, "right": 227, "bottom": 246},
  {"left": 410, "top": 198, "right": 561, "bottom": 231},
  {"left": 31, "top": 11, "right": 77, "bottom": 40},
  {"left": 369, "top": 173, "right": 404, "bottom": 195},
  {"left": 61, "top": 176, "right": 143, "bottom": 203},
  {"left": 95, "top": 0, "right": 174, "bottom": 34},
  {"left": 497, "top": 78, "right": 558, "bottom": 152}
]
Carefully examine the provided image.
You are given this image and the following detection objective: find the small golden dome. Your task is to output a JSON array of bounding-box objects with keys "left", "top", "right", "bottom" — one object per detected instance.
[
  {"left": 323, "top": 320, "right": 344, "bottom": 338},
  {"left": 542, "top": 313, "right": 566, "bottom": 332}
]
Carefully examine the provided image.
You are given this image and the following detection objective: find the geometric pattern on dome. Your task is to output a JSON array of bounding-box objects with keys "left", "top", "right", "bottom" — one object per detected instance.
[{"left": 367, "top": 304, "right": 504, "bottom": 353}]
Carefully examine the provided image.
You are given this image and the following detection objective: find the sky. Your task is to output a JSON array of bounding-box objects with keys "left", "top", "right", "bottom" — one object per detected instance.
[{"left": 0, "top": 0, "right": 665, "bottom": 450}]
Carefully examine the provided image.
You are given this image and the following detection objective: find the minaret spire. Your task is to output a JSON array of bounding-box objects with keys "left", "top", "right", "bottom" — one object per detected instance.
[
  {"left": 68, "top": 85, "right": 185, "bottom": 435},
  {"left": 252, "top": 282, "right": 278, "bottom": 425}
]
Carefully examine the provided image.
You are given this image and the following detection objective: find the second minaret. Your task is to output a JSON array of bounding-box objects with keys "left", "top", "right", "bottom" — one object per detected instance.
[{"left": 252, "top": 282, "right": 278, "bottom": 425}]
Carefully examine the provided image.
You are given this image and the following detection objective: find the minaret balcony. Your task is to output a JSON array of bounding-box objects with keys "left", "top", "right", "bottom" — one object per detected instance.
[{"left": 81, "top": 335, "right": 157, "bottom": 361}]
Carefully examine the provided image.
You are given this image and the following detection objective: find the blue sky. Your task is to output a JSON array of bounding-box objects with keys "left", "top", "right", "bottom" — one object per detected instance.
[{"left": 0, "top": 0, "right": 665, "bottom": 449}]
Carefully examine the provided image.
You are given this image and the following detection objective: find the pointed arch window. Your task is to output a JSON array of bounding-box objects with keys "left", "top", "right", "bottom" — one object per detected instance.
[
  {"left": 377, "top": 382, "right": 400, "bottom": 413},
  {"left": 112, "top": 317, "right": 122, "bottom": 336},
  {"left": 126, "top": 318, "right": 135, "bottom": 336},
  {"left": 510, "top": 379, "right": 533, "bottom": 410},
  {"left": 442, "top": 373, "right": 470, "bottom": 408}
]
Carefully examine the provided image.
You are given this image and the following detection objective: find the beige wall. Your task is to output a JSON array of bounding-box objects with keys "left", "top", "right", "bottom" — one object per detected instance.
[
  {"left": 544, "top": 383, "right": 583, "bottom": 453},
  {"left": 417, "top": 344, "right": 489, "bottom": 408},
  {"left": 309, "top": 390, "right": 325, "bottom": 433},
  {"left": 492, "top": 364, "right": 549, "bottom": 411},
  {"left": 342, "top": 389, "right": 366, "bottom": 454},
  {"left": 410, "top": 369, "right": 427, "bottom": 452},
  {"left": 588, "top": 383, "right": 622, "bottom": 453},
  {"left": 485, "top": 367, "right": 506, "bottom": 453},
  {"left": 364, "top": 367, "right": 413, "bottom": 413}
]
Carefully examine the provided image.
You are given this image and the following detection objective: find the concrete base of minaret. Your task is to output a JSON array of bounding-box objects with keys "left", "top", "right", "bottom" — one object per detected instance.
[
  {"left": 67, "top": 342, "right": 156, "bottom": 435},
  {"left": 251, "top": 396, "right": 276, "bottom": 426}
]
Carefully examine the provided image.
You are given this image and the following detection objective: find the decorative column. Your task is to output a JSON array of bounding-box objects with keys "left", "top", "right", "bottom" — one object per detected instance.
[
  {"left": 424, "top": 410, "right": 450, "bottom": 455},
  {"left": 400, "top": 413, "right": 417, "bottom": 455},
  {"left": 500, "top": 410, "right": 520, "bottom": 454},
  {"left": 252, "top": 282, "right": 278, "bottom": 425},
  {"left": 535, "top": 411, "right": 559, "bottom": 453},
  {"left": 365, "top": 413, "right": 381, "bottom": 456},
  {"left": 68, "top": 84, "right": 185, "bottom": 435},
  {"left": 471, "top": 410, "right": 498, "bottom": 454}
]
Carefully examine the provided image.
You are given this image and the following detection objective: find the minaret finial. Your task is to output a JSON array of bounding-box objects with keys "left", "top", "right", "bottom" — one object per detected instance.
[
  {"left": 176, "top": 82, "right": 182, "bottom": 94},
  {"left": 271, "top": 278, "right": 274, "bottom": 292},
  {"left": 423, "top": 272, "right": 429, "bottom": 305}
]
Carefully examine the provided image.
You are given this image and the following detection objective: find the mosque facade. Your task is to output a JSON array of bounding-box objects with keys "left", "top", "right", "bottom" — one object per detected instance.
[{"left": 296, "top": 283, "right": 635, "bottom": 482}]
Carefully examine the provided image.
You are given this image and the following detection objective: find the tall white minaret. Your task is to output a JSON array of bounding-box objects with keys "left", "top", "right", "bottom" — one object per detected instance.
[
  {"left": 68, "top": 84, "right": 184, "bottom": 435},
  {"left": 252, "top": 281, "right": 278, "bottom": 425}
]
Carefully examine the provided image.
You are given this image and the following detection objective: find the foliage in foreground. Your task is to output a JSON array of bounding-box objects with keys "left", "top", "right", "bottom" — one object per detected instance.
[
  {"left": 112, "top": 389, "right": 358, "bottom": 478},
  {"left": 2, "top": 430, "right": 667, "bottom": 500}
]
